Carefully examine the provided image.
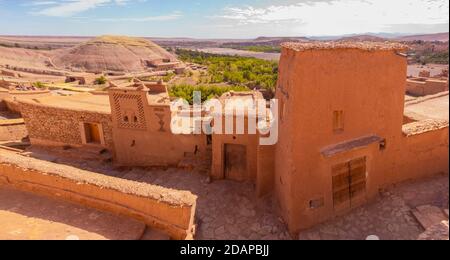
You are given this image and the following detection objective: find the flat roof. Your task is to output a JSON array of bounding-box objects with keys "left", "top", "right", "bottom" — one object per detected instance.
[
  {"left": 25, "top": 93, "right": 111, "bottom": 114},
  {"left": 404, "top": 92, "right": 449, "bottom": 121},
  {"left": 281, "top": 41, "right": 408, "bottom": 52}
]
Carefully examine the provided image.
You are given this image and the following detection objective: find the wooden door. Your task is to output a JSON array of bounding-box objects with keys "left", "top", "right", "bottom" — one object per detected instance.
[
  {"left": 349, "top": 157, "right": 367, "bottom": 207},
  {"left": 224, "top": 144, "right": 247, "bottom": 182},
  {"left": 332, "top": 161, "right": 351, "bottom": 210},
  {"left": 85, "top": 123, "right": 101, "bottom": 144},
  {"left": 332, "top": 157, "right": 367, "bottom": 210}
]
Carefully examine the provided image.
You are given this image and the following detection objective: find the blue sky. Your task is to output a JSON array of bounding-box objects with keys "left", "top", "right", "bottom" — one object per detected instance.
[{"left": 0, "top": 0, "right": 448, "bottom": 38}]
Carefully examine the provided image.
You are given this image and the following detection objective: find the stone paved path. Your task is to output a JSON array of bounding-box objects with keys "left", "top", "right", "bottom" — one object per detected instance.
[
  {"left": 298, "top": 174, "right": 449, "bottom": 240},
  {"left": 120, "top": 168, "right": 291, "bottom": 240},
  {"left": 32, "top": 149, "right": 292, "bottom": 240}
]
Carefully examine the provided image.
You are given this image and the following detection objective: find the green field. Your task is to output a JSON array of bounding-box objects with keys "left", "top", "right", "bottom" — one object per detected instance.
[
  {"left": 175, "top": 49, "right": 278, "bottom": 91},
  {"left": 225, "top": 45, "right": 281, "bottom": 53},
  {"left": 169, "top": 84, "right": 249, "bottom": 104}
]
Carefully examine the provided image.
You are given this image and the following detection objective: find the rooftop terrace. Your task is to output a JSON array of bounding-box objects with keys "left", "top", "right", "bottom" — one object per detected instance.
[
  {"left": 405, "top": 92, "right": 449, "bottom": 121},
  {"left": 22, "top": 93, "right": 111, "bottom": 114}
]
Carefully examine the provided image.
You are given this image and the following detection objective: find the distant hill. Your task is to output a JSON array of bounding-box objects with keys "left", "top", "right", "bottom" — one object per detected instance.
[
  {"left": 395, "top": 32, "right": 449, "bottom": 42},
  {"left": 254, "top": 36, "right": 310, "bottom": 42},
  {"left": 337, "top": 35, "right": 387, "bottom": 42},
  {"left": 51, "top": 35, "right": 177, "bottom": 73}
]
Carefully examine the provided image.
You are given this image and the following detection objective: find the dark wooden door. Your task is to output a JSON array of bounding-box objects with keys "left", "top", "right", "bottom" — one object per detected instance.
[{"left": 224, "top": 144, "right": 247, "bottom": 181}]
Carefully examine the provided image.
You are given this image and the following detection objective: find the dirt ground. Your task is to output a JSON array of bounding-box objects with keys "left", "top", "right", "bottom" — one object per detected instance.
[{"left": 407, "top": 64, "right": 448, "bottom": 77}]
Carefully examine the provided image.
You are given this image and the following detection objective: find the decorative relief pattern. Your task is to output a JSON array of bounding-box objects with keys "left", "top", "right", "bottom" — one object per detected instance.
[{"left": 113, "top": 93, "right": 147, "bottom": 130}]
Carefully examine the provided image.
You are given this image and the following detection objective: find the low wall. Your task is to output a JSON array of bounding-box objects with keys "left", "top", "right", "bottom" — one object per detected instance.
[
  {"left": 5, "top": 65, "right": 66, "bottom": 77},
  {"left": 0, "top": 89, "right": 9, "bottom": 110},
  {"left": 406, "top": 78, "right": 449, "bottom": 96},
  {"left": 395, "top": 120, "right": 449, "bottom": 182},
  {"left": 0, "top": 149, "right": 197, "bottom": 240},
  {"left": 0, "top": 119, "right": 28, "bottom": 141},
  {"left": 3, "top": 99, "right": 21, "bottom": 114}
]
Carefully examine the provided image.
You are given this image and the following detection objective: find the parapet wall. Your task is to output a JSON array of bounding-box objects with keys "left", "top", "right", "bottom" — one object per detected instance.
[
  {"left": 395, "top": 120, "right": 449, "bottom": 182},
  {"left": 0, "top": 149, "right": 197, "bottom": 240},
  {"left": 3, "top": 99, "right": 22, "bottom": 114},
  {"left": 406, "top": 78, "right": 449, "bottom": 96}
]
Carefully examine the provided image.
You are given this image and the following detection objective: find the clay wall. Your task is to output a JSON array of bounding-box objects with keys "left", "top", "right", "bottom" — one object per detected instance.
[
  {"left": 211, "top": 125, "right": 259, "bottom": 182},
  {"left": 406, "top": 78, "right": 449, "bottom": 96},
  {"left": 0, "top": 89, "right": 8, "bottom": 110},
  {"left": 109, "top": 88, "right": 207, "bottom": 167},
  {"left": 256, "top": 144, "right": 275, "bottom": 197},
  {"left": 19, "top": 101, "right": 113, "bottom": 150},
  {"left": 394, "top": 122, "right": 449, "bottom": 182},
  {"left": 275, "top": 46, "right": 408, "bottom": 233},
  {"left": 3, "top": 99, "right": 22, "bottom": 114}
]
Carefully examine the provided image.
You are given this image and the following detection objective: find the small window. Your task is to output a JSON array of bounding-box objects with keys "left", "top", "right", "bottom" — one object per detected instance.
[
  {"left": 123, "top": 116, "right": 129, "bottom": 122},
  {"left": 379, "top": 139, "right": 387, "bottom": 150},
  {"left": 133, "top": 116, "right": 138, "bottom": 123},
  {"left": 333, "top": 110, "right": 344, "bottom": 132},
  {"left": 310, "top": 198, "right": 325, "bottom": 209}
]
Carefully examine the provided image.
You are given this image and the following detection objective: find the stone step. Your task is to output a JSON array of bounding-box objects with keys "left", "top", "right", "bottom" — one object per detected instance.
[{"left": 412, "top": 205, "right": 449, "bottom": 230}]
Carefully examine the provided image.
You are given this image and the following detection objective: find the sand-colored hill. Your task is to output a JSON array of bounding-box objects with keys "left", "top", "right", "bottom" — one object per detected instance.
[
  {"left": 51, "top": 35, "right": 178, "bottom": 73},
  {"left": 0, "top": 46, "right": 52, "bottom": 69},
  {"left": 396, "top": 32, "right": 449, "bottom": 42}
]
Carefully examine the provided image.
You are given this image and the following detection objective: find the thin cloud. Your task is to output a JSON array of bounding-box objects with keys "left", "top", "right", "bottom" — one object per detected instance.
[
  {"left": 26, "top": 1, "right": 59, "bottom": 6},
  {"left": 31, "top": 0, "right": 136, "bottom": 17},
  {"left": 215, "top": 0, "right": 449, "bottom": 36},
  {"left": 96, "top": 12, "right": 183, "bottom": 22}
]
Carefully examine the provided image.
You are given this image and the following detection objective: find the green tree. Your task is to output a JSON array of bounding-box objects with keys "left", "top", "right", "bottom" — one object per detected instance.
[{"left": 94, "top": 76, "right": 107, "bottom": 85}]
